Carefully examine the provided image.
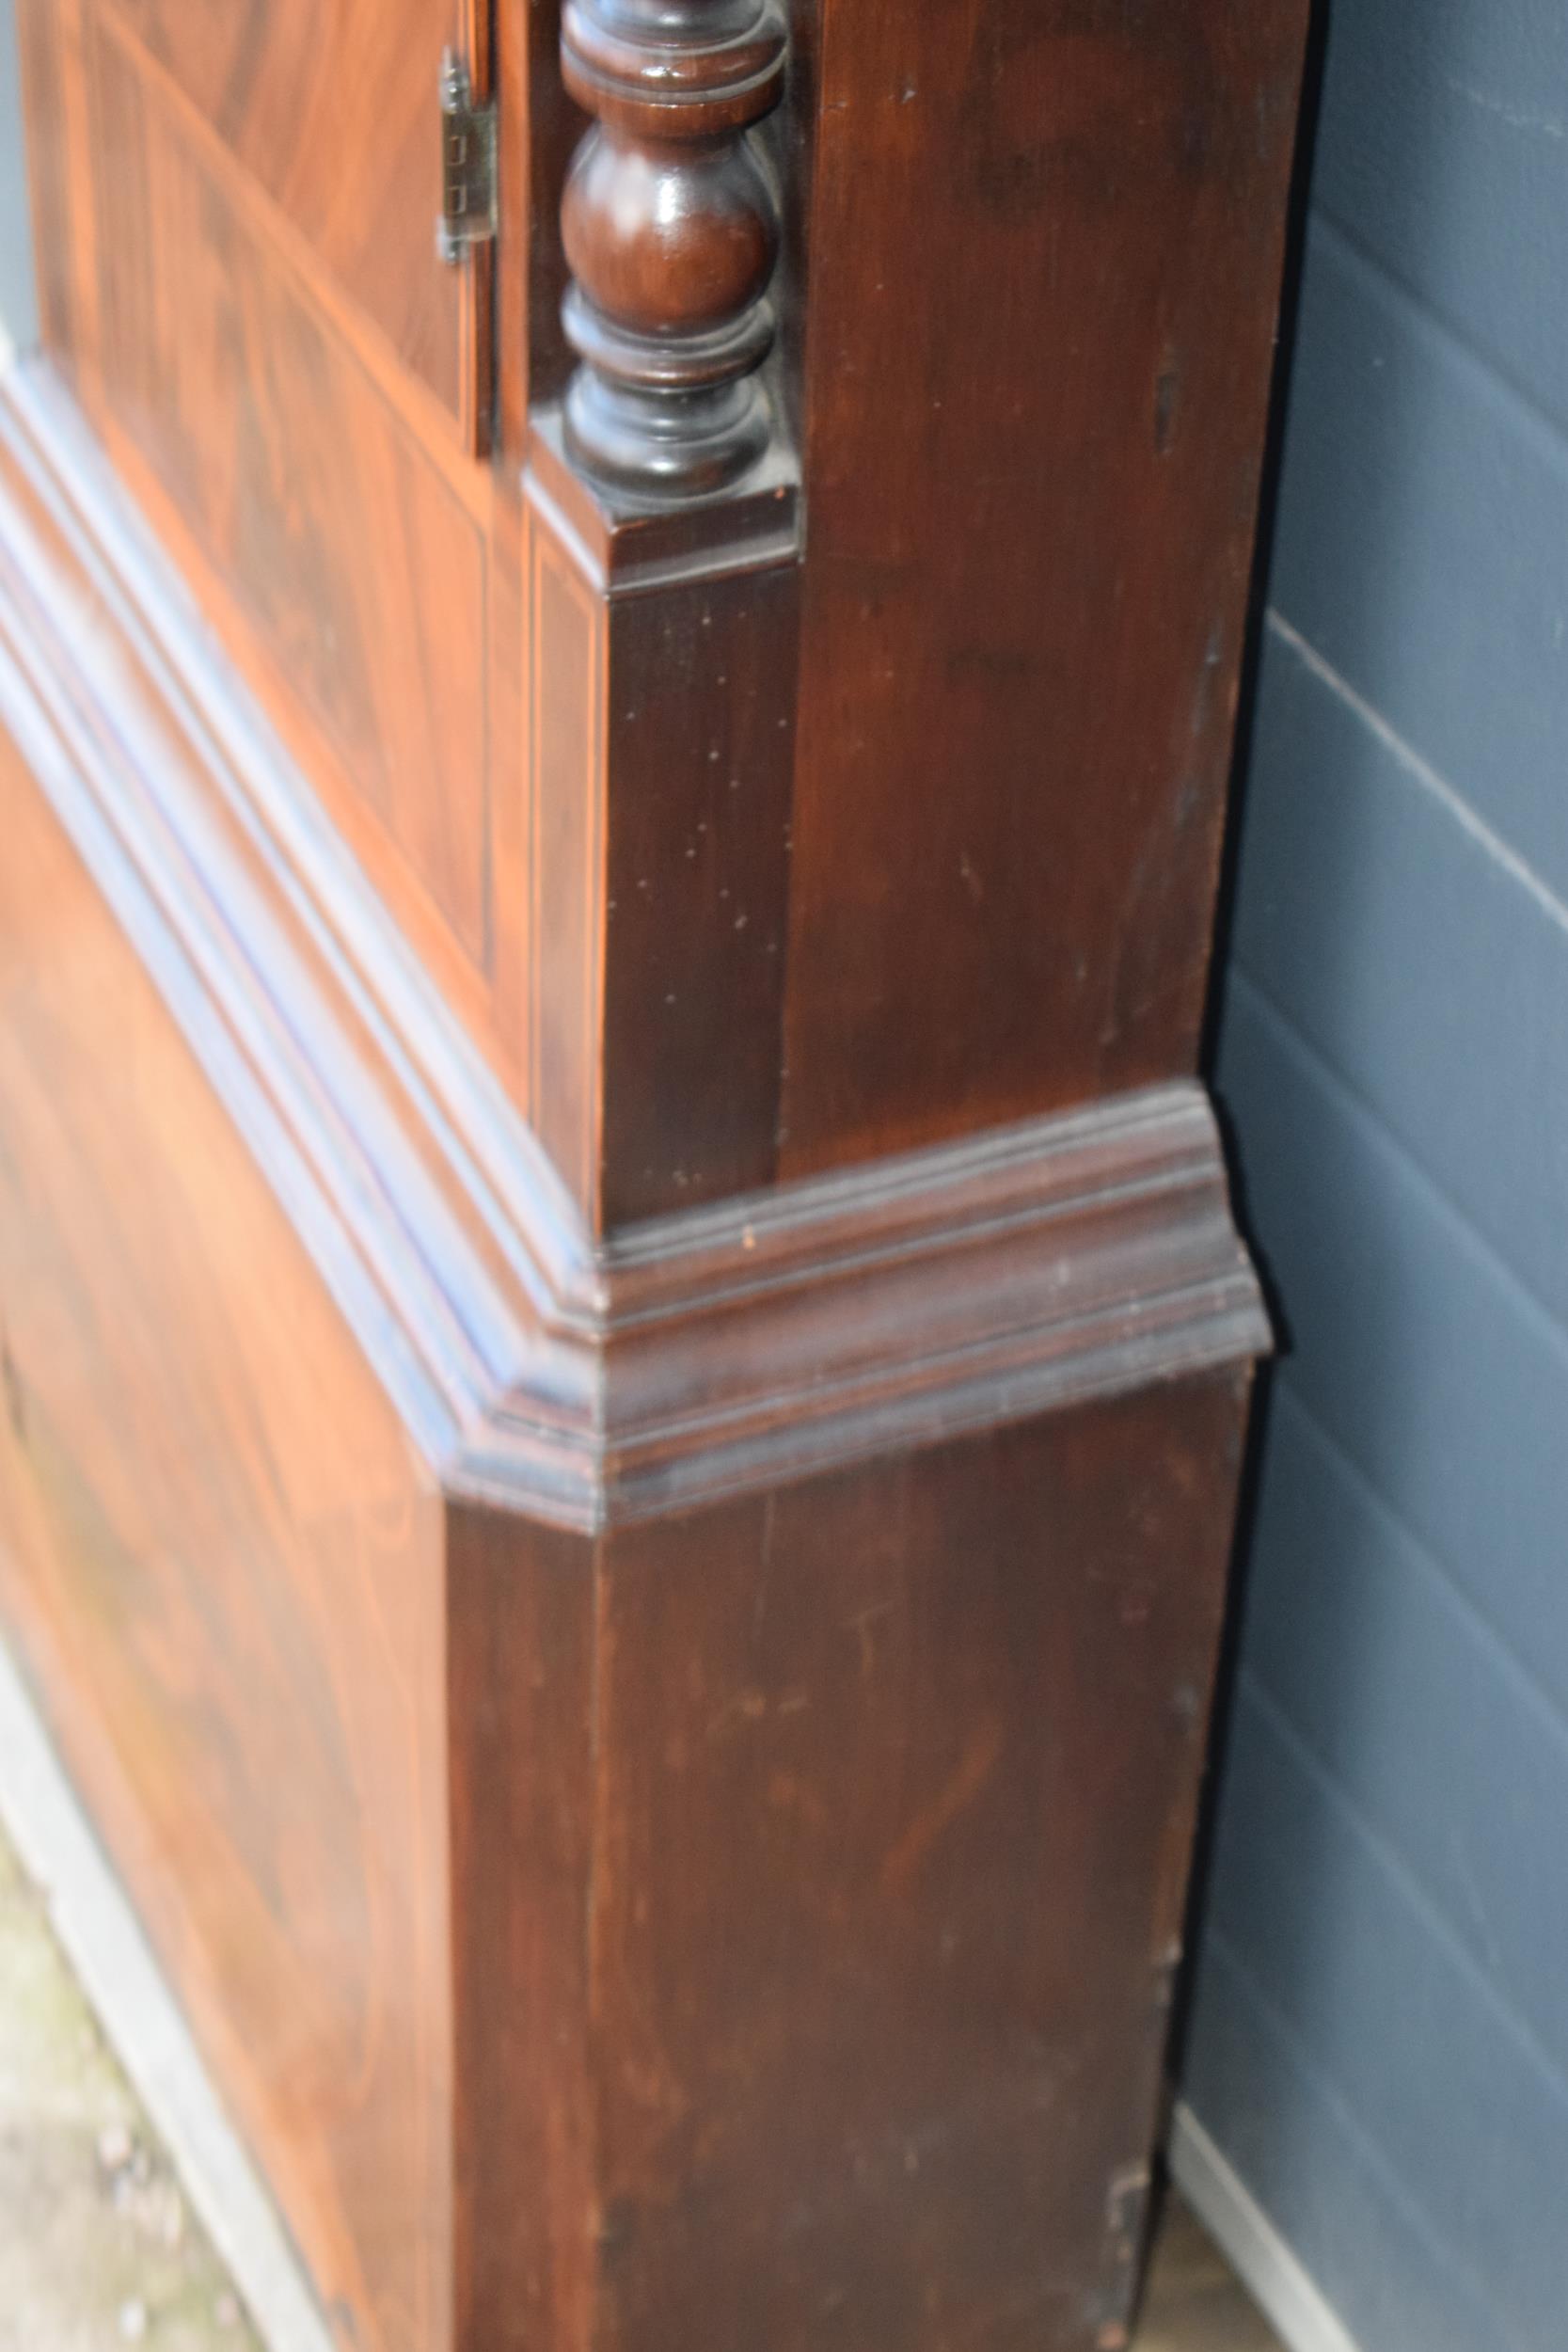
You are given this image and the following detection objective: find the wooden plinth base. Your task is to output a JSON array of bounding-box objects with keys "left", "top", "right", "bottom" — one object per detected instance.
[{"left": 0, "top": 358, "right": 1266, "bottom": 2352}]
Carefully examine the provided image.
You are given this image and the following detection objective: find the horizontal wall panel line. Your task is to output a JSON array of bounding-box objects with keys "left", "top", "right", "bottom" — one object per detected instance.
[
  {"left": 1226, "top": 966, "right": 1568, "bottom": 1351},
  {"left": 1261, "top": 611, "right": 1568, "bottom": 942},
  {"left": 1302, "top": 205, "right": 1568, "bottom": 475},
  {"left": 1189, "top": 1932, "right": 1516, "bottom": 2352},
  {"left": 1194, "top": 1923, "right": 1516, "bottom": 2348},
  {"left": 1264, "top": 1375, "right": 1568, "bottom": 1764},
  {"left": 1259, "top": 230, "right": 1568, "bottom": 913},
  {"left": 1227, "top": 1670, "right": 1568, "bottom": 2118}
]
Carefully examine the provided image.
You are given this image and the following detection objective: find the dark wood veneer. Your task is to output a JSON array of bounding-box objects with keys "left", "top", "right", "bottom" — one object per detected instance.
[
  {"left": 99, "top": 0, "right": 474, "bottom": 421},
  {"left": 452, "top": 1373, "right": 1249, "bottom": 2352},
  {"left": 1, "top": 6, "right": 1308, "bottom": 2349},
  {"left": 0, "top": 721, "right": 452, "bottom": 2352},
  {"left": 558, "top": 0, "right": 791, "bottom": 498},
  {"left": 0, "top": 365, "right": 1264, "bottom": 1528},
  {"left": 780, "top": 0, "right": 1309, "bottom": 1176},
  {"left": 16, "top": 0, "right": 1307, "bottom": 1230}
]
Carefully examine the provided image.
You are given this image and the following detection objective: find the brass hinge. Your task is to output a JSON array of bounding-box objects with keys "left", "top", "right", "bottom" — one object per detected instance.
[{"left": 437, "top": 50, "right": 497, "bottom": 265}]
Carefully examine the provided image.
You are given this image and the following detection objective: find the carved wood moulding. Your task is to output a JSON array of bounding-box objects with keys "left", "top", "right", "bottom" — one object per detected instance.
[{"left": 0, "top": 360, "right": 1265, "bottom": 1531}]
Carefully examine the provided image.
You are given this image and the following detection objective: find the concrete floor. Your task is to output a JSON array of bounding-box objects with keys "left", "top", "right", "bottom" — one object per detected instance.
[
  {"left": 0, "top": 1813, "right": 1280, "bottom": 2352},
  {"left": 1138, "top": 2196, "right": 1287, "bottom": 2352},
  {"left": 0, "top": 1826, "right": 262, "bottom": 2349}
]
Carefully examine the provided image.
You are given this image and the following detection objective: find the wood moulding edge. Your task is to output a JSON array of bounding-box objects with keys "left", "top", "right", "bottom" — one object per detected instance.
[{"left": 0, "top": 355, "right": 1270, "bottom": 1534}]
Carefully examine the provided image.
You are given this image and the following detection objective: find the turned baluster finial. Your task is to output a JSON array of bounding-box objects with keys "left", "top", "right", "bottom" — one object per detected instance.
[{"left": 558, "top": 0, "right": 788, "bottom": 502}]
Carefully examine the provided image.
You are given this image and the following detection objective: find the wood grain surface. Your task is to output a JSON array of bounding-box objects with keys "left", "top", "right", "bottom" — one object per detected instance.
[
  {"left": 1, "top": 7, "right": 1309, "bottom": 2348},
  {"left": 16, "top": 0, "right": 503, "bottom": 1025},
  {"left": 451, "top": 1377, "right": 1251, "bottom": 2352},
  {"left": 778, "top": 0, "right": 1310, "bottom": 1176},
  {"left": 15, "top": 0, "right": 1309, "bottom": 1227},
  {"left": 91, "top": 22, "right": 492, "bottom": 967},
  {"left": 100, "top": 0, "right": 468, "bottom": 419},
  {"left": 0, "top": 348, "right": 1267, "bottom": 1533},
  {"left": 0, "top": 723, "right": 451, "bottom": 2352}
]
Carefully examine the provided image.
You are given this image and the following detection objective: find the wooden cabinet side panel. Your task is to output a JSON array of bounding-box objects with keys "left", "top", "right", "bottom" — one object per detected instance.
[
  {"left": 587, "top": 1375, "right": 1249, "bottom": 2352},
  {"left": 447, "top": 1505, "right": 598, "bottom": 2352},
  {"left": 600, "top": 562, "right": 800, "bottom": 1226},
  {"left": 0, "top": 729, "right": 453, "bottom": 2352},
  {"left": 527, "top": 515, "right": 606, "bottom": 1224},
  {"left": 780, "top": 0, "right": 1310, "bottom": 1176}
]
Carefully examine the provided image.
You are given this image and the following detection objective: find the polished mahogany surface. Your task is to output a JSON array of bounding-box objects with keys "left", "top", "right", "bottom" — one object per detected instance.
[
  {"left": 17, "top": 0, "right": 503, "bottom": 1031},
  {"left": 451, "top": 1375, "right": 1249, "bottom": 2352},
  {"left": 0, "top": 724, "right": 451, "bottom": 2352},
  {"left": 1, "top": 4, "right": 1307, "bottom": 2348},
  {"left": 102, "top": 0, "right": 474, "bottom": 418},
  {"left": 17, "top": 0, "right": 1308, "bottom": 1230},
  {"left": 782, "top": 2, "right": 1309, "bottom": 1174}
]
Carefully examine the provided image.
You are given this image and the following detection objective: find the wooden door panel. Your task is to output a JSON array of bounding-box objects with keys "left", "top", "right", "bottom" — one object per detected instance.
[
  {"left": 88, "top": 19, "right": 493, "bottom": 973},
  {"left": 100, "top": 0, "right": 468, "bottom": 421}
]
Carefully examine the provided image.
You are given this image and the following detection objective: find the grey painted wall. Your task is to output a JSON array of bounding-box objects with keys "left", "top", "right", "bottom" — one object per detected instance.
[
  {"left": 0, "top": 0, "right": 36, "bottom": 344},
  {"left": 1182, "top": 5, "right": 1568, "bottom": 2349}
]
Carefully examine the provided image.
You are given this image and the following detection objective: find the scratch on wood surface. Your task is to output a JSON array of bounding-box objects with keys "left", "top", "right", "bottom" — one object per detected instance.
[
  {"left": 880, "top": 1718, "right": 1004, "bottom": 1896},
  {"left": 844, "top": 1598, "right": 896, "bottom": 1679},
  {"left": 706, "top": 1687, "right": 768, "bottom": 1740}
]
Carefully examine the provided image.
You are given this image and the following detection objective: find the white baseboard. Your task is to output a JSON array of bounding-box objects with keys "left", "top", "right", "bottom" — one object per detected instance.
[
  {"left": 0, "top": 1636, "right": 334, "bottom": 2352},
  {"left": 1169, "top": 2102, "right": 1364, "bottom": 2352}
]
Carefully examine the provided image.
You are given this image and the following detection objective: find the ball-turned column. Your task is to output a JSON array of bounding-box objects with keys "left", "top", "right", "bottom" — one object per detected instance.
[{"left": 558, "top": 0, "right": 788, "bottom": 501}]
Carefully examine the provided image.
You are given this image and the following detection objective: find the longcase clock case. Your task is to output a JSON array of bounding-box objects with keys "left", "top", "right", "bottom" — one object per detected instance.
[{"left": 0, "top": 5, "right": 1308, "bottom": 2350}]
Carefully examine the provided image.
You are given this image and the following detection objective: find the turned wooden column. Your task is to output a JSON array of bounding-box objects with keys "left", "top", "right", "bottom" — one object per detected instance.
[
  {"left": 558, "top": 0, "right": 787, "bottom": 498},
  {"left": 519, "top": 0, "right": 803, "bottom": 1235}
]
